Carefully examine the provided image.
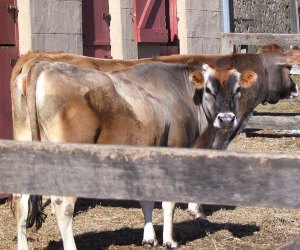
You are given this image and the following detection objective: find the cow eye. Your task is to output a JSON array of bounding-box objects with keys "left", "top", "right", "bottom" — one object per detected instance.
[
  {"left": 235, "top": 87, "right": 241, "bottom": 94},
  {"left": 205, "top": 87, "right": 216, "bottom": 99},
  {"left": 232, "top": 86, "right": 241, "bottom": 99},
  {"left": 205, "top": 87, "right": 212, "bottom": 94}
]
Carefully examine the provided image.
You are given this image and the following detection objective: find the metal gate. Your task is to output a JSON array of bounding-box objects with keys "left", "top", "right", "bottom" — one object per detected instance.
[
  {"left": 0, "top": 0, "right": 18, "bottom": 139},
  {"left": 82, "top": 0, "right": 111, "bottom": 58}
]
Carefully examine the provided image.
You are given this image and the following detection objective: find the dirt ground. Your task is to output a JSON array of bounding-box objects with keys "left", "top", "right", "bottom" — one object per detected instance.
[{"left": 1, "top": 102, "right": 300, "bottom": 250}]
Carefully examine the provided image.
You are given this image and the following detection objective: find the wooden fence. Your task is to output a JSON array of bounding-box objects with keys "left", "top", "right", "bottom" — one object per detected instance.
[
  {"left": 1, "top": 139, "right": 300, "bottom": 208},
  {"left": 1, "top": 32, "right": 300, "bottom": 249},
  {"left": 1, "top": 139, "right": 300, "bottom": 249}
]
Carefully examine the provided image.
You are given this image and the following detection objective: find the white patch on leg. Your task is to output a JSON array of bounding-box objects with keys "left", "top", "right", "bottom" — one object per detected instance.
[
  {"left": 52, "top": 196, "right": 77, "bottom": 250},
  {"left": 162, "top": 201, "right": 178, "bottom": 248},
  {"left": 188, "top": 202, "right": 207, "bottom": 220},
  {"left": 140, "top": 201, "right": 158, "bottom": 247},
  {"left": 16, "top": 194, "right": 30, "bottom": 250}
]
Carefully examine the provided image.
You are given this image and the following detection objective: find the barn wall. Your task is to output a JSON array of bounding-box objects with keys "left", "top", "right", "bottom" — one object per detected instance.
[
  {"left": 17, "top": 0, "right": 225, "bottom": 56},
  {"left": 109, "top": 0, "right": 137, "bottom": 59},
  {"left": 233, "top": 0, "right": 293, "bottom": 33},
  {"left": 18, "top": 0, "right": 83, "bottom": 55},
  {"left": 17, "top": 0, "right": 32, "bottom": 55},
  {"left": 177, "top": 0, "right": 222, "bottom": 54}
]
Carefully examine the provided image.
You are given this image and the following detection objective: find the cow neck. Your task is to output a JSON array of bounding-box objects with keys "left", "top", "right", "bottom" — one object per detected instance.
[
  {"left": 225, "top": 54, "right": 269, "bottom": 145},
  {"left": 197, "top": 102, "right": 218, "bottom": 145},
  {"left": 257, "top": 53, "right": 272, "bottom": 104},
  {"left": 192, "top": 105, "right": 218, "bottom": 148}
]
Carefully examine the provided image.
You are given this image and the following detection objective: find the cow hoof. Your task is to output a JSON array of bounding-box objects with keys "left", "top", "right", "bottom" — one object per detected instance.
[
  {"left": 163, "top": 241, "right": 179, "bottom": 249},
  {"left": 187, "top": 210, "right": 207, "bottom": 221},
  {"left": 142, "top": 239, "right": 158, "bottom": 248}
]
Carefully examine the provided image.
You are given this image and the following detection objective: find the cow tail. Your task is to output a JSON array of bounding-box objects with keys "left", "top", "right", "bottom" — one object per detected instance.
[
  {"left": 26, "top": 62, "right": 44, "bottom": 141},
  {"left": 25, "top": 62, "right": 49, "bottom": 230},
  {"left": 26, "top": 195, "right": 47, "bottom": 230}
]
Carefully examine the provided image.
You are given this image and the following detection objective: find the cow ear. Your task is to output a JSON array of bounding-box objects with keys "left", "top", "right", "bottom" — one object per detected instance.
[
  {"left": 239, "top": 70, "right": 258, "bottom": 88},
  {"left": 284, "top": 50, "right": 300, "bottom": 66},
  {"left": 189, "top": 71, "right": 205, "bottom": 89}
]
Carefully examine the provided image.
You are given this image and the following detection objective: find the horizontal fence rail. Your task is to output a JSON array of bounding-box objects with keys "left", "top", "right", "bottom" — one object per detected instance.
[
  {"left": 1, "top": 139, "right": 300, "bottom": 208},
  {"left": 221, "top": 33, "right": 300, "bottom": 53},
  {"left": 245, "top": 114, "right": 300, "bottom": 132}
]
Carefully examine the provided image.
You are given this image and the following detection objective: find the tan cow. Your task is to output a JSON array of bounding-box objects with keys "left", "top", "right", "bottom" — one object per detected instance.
[{"left": 15, "top": 59, "right": 256, "bottom": 250}]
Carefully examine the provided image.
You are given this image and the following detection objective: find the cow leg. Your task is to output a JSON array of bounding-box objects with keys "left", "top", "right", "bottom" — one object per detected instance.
[
  {"left": 162, "top": 201, "right": 178, "bottom": 249},
  {"left": 187, "top": 203, "right": 207, "bottom": 220},
  {"left": 140, "top": 201, "right": 158, "bottom": 247},
  {"left": 51, "top": 196, "right": 77, "bottom": 250},
  {"left": 13, "top": 194, "right": 30, "bottom": 250}
]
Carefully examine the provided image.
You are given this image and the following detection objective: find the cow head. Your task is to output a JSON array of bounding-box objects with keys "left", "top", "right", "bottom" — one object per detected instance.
[
  {"left": 258, "top": 44, "right": 300, "bottom": 104},
  {"left": 190, "top": 64, "right": 257, "bottom": 129}
]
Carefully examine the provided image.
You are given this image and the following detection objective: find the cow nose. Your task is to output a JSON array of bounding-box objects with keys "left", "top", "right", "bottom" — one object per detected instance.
[{"left": 214, "top": 112, "right": 237, "bottom": 129}]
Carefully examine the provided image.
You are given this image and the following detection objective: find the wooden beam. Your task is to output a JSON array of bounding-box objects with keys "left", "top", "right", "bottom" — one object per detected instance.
[
  {"left": 221, "top": 33, "right": 300, "bottom": 53},
  {"left": 137, "top": 0, "right": 155, "bottom": 28},
  {"left": 290, "top": 0, "right": 299, "bottom": 34},
  {"left": 1, "top": 140, "right": 300, "bottom": 208},
  {"left": 245, "top": 115, "right": 300, "bottom": 131}
]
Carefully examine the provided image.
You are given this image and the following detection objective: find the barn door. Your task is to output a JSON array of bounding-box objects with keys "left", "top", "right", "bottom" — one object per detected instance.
[
  {"left": 82, "top": 0, "right": 111, "bottom": 58},
  {"left": 133, "top": 0, "right": 179, "bottom": 55},
  {"left": 159, "top": 0, "right": 179, "bottom": 55},
  {"left": 133, "top": 0, "right": 168, "bottom": 43},
  {"left": 0, "top": 0, "right": 18, "bottom": 139}
]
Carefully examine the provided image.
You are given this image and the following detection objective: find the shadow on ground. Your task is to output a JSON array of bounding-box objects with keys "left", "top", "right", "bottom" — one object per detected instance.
[{"left": 44, "top": 212, "right": 259, "bottom": 250}]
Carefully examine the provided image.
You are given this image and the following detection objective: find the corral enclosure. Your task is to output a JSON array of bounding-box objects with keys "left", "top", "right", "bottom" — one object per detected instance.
[{"left": 1, "top": 0, "right": 300, "bottom": 250}]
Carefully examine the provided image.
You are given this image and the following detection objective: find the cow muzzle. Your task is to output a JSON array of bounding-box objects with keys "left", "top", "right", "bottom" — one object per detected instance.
[{"left": 213, "top": 112, "right": 237, "bottom": 129}]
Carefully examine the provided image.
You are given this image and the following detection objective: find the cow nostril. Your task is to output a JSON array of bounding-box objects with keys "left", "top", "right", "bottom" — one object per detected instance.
[
  {"left": 218, "top": 116, "right": 223, "bottom": 123},
  {"left": 230, "top": 116, "right": 235, "bottom": 123}
]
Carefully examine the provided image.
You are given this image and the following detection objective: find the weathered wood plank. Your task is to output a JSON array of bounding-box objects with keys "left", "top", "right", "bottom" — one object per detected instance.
[
  {"left": 290, "top": 0, "right": 299, "bottom": 34},
  {"left": 1, "top": 140, "right": 300, "bottom": 208},
  {"left": 245, "top": 115, "right": 300, "bottom": 131},
  {"left": 221, "top": 33, "right": 300, "bottom": 53},
  {"left": 253, "top": 111, "right": 300, "bottom": 116}
]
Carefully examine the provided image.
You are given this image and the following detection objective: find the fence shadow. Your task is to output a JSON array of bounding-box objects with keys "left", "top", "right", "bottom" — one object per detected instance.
[{"left": 44, "top": 219, "right": 259, "bottom": 250}]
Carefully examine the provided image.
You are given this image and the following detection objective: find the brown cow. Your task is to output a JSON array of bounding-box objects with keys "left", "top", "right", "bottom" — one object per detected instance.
[
  {"left": 15, "top": 59, "right": 256, "bottom": 250},
  {"left": 11, "top": 45, "right": 299, "bottom": 249}
]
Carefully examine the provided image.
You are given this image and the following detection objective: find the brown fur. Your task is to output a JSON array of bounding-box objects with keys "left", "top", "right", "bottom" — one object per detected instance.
[
  {"left": 213, "top": 68, "right": 236, "bottom": 85},
  {"left": 258, "top": 44, "right": 285, "bottom": 53},
  {"left": 240, "top": 70, "right": 258, "bottom": 88},
  {"left": 190, "top": 71, "right": 204, "bottom": 89}
]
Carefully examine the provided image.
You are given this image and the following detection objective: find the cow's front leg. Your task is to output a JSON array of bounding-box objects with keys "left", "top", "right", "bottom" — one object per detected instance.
[
  {"left": 140, "top": 200, "right": 158, "bottom": 247},
  {"left": 162, "top": 201, "right": 178, "bottom": 248},
  {"left": 187, "top": 203, "right": 207, "bottom": 220},
  {"left": 13, "top": 194, "right": 30, "bottom": 250},
  {"left": 51, "top": 196, "right": 77, "bottom": 250}
]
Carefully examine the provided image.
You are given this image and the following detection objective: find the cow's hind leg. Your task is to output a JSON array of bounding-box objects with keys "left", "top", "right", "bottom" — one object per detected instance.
[
  {"left": 187, "top": 203, "right": 207, "bottom": 220},
  {"left": 51, "top": 196, "right": 77, "bottom": 250},
  {"left": 140, "top": 201, "right": 158, "bottom": 247},
  {"left": 162, "top": 201, "right": 178, "bottom": 249},
  {"left": 13, "top": 194, "right": 30, "bottom": 250}
]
